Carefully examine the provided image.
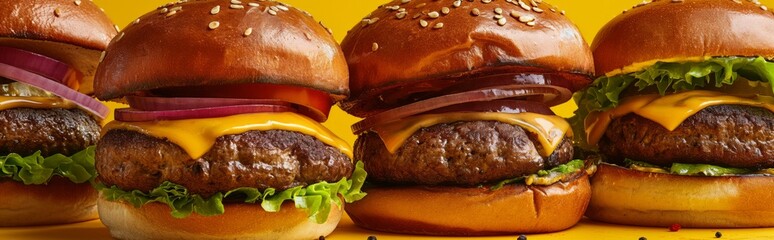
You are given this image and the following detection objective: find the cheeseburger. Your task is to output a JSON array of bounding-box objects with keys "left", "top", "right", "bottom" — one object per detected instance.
[
  {"left": 574, "top": 0, "right": 774, "bottom": 227},
  {"left": 0, "top": 0, "right": 115, "bottom": 226},
  {"left": 93, "top": 1, "right": 365, "bottom": 239},
  {"left": 341, "top": 0, "right": 595, "bottom": 235}
]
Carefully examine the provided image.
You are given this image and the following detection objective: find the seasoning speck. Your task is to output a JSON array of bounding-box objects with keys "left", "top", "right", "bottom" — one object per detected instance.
[
  {"left": 715, "top": 231, "right": 723, "bottom": 238},
  {"left": 208, "top": 21, "right": 220, "bottom": 30},
  {"left": 517, "top": 234, "right": 528, "bottom": 240}
]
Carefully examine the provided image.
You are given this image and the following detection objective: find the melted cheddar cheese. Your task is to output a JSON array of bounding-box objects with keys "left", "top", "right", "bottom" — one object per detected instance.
[
  {"left": 371, "top": 112, "right": 571, "bottom": 157},
  {"left": 103, "top": 112, "right": 353, "bottom": 159},
  {"left": 0, "top": 96, "right": 76, "bottom": 110},
  {"left": 585, "top": 90, "right": 774, "bottom": 146}
]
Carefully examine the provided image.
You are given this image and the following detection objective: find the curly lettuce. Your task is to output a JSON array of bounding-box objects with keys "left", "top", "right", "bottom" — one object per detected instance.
[
  {"left": 624, "top": 159, "right": 761, "bottom": 176},
  {"left": 491, "top": 159, "right": 586, "bottom": 190},
  {"left": 98, "top": 161, "right": 367, "bottom": 224},
  {"left": 572, "top": 57, "right": 774, "bottom": 147},
  {"left": 0, "top": 146, "right": 97, "bottom": 185}
]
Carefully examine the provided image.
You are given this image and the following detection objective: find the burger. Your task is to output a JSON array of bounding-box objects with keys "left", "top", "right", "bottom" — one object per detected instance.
[
  {"left": 0, "top": 0, "right": 115, "bottom": 226},
  {"left": 340, "top": 0, "right": 595, "bottom": 235},
  {"left": 573, "top": 0, "right": 774, "bottom": 227},
  {"left": 92, "top": 1, "right": 365, "bottom": 239}
]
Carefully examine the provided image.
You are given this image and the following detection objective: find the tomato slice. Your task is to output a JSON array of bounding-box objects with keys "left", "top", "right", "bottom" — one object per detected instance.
[
  {"left": 151, "top": 83, "right": 333, "bottom": 122},
  {"left": 114, "top": 104, "right": 297, "bottom": 122}
]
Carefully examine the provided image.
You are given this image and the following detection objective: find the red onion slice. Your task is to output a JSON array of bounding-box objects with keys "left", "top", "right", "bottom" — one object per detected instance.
[
  {"left": 0, "top": 47, "right": 80, "bottom": 89},
  {"left": 352, "top": 84, "right": 571, "bottom": 134},
  {"left": 0, "top": 62, "right": 108, "bottom": 119},
  {"left": 114, "top": 104, "right": 297, "bottom": 122},
  {"left": 125, "top": 96, "right": 326, "bottom": 122}
]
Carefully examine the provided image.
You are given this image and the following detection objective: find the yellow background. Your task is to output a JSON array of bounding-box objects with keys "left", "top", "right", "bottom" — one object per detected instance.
[{"left": 5, "top": 0, "right": 774, "bottom": 239}]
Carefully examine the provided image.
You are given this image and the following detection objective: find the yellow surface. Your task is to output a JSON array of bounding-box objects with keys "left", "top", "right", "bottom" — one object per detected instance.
[{"left": 4, "top": 0, "right": 774, "bottom": 239}]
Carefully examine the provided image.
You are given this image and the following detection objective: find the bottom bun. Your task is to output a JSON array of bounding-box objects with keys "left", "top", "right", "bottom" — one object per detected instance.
[
  {"left": 586, "top": 164, "right": 774, "bottom": 227},
  {"left": 98, "top": 196, "right": 342, "bottom": 240},
  {"left": 345, "top": 174, "right": 590, "bottom": 235},
  {"left": 0, "top": 177, "right": 98, "bottom": 226}
]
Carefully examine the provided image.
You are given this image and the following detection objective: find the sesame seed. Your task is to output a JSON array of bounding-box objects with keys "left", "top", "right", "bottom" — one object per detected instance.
[
  {"left": 304, "top": 32, "right": 312, "bottom": 40},
  {"left": 518, "top": 15, "right": 534, "bottom": 22},
  {"left": 519, "top": 1, "right": 532, "bottom": 11},
  {"left": 494, "top": 14, "right": 503, "bottom": 19},
  {"left": 396, "top": 12, "right": 407, "bottom": 19},
  {"left": 208, "top": 21, "right": 220, "bottom": 29},
  {"left": 762, "top": 5, "right": 769, "bottom": 11},
  {"left": 230, "top": 4, "right": 244, "bottom": 9},
  {"left": 419, "top": 19, "right": 429, "bottom": 27},
  {"left": 231, "top": 0, "right": 241, "bottom": 4},
  {"left": 372, "top": 42, "right": 379, "bottom": 51},
  {"left": 549, "top": 8, "right": 556, "bottom": 12},
  {"left": 244, "top": 28, "right": 253, "bottom": 36},
  {"left": 211, "top": 5, "right": 220, "bottom": 14},
  {"left": 495, "top": 8, "right": 503, "bottom": 14},
  {"left": 268, "top": 9, "right": 277, "bottom": 15},
  {"left": 413, "top": 13, "right": 422, "bottom": 19},
  {"left": 115, "top": 32, "right": 124, "bottom": 42},
  {"left": 442, "top": 7, "right": 450, "bottom": 15},
  {"left": 270, "top": 6, "right": 279, "bottom": 11},
  {"left": 74, "top": 0, "right": 81, "bottom": 6},
  {"left": 415, "top": 3, "right": 426, "bottom": 8},
  {"left": 368, "top": 17, "right": 379, "bottom": 24},
  {"left": 533, "top": 7, "right": 544, "bottom": 13},
  {"left": 453, "top": 0, "right": 462, "bottom": 7},
  {"left": 497, "top": 18, "right": 506, "bottom": 26},
  {"left": 671, "top": 0, "right": 683, "bottom": 2},
  {"left": 510, "top": 10, "right": 520, "bottom": 18},
  {"left": 160, "top": 7, "right": 169, "bottom": 13},
  {"left": 561, "top": 10, "right": 565, "bottom": 15},
  {"left": 248, "top": 3, "right": 259, "bottom": 7},
  {"left": 133, "top": 18, "right": 140, "bottom": 24},
  {"left": 471, "top": 8, "right": 481, "bottom": 16},
  {"left": 434, "top": 22, "right": 444, "bottom": 29},
  {"left": 166, "top": 10, "right": 177, "bottom": 16},
  {"left": 526, "top": 20, "right": 536, "bottom": 26},
  {"left": 401, "top": 0, "right": 411, "bottom": 3},
  {"left": 277, "top": 5, "right": 289, "bottom": 11},
  {"left": 428, "top": 11, "right": 440, "bottom": 18},
  {"left": 482, "top": 0, "right": 492, "bottom": 3},
  {"left": 114, "top": 25, "right": 120, "bottom": 31},
  {"left": 54, "top": 8, "right": 62, "bottom": 17},
  {"left": 170, "top": 6, "right": 182, "bottom": 12}
]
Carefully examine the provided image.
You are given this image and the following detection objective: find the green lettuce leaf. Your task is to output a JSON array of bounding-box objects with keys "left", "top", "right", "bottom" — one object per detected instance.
[
  {"left": 571, "top": 57, "right": 774, "bottom": 148},
  {"left": 491, "top": 159, "right": 586, "bottom": 190},
  {"left": 0, "top": 146, "right": 97, "bottom": 185},
  {"left": 97, "top": 161, "right": 367, "bottom": 224},
  {"left": 625, "top": 159, "right": 754, "bottom": 176}
]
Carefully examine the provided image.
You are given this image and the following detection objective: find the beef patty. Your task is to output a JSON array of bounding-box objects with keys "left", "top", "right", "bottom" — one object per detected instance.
[
  {"left": 600, "top": 105, "right": 774, "bottom": 169},
  {"left": 356, "top": 120, "right": 574, "bottom": 186},
  {"left": 0, "top": 108, "right": 100, "bottom": 156},
  {"left": 97, "top": 129, "right": 353, "bottom": 197}
]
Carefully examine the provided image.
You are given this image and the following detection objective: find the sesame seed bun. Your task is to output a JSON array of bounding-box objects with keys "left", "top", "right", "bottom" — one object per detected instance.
[
  {"left": 94, "top": 0, "right": 349, "bottom": 100},
  {"left": 341, "top": 0, "right": 594, "bottom": 116},
  {"left": 345, "top": 174, "right": 591, "bottom": 235},
  {"left": 97, "top": 197, "right": 342, "bottom": 240},
  {"left": 592, "top": 0, "right": 774, "bottom": 75},
  {"left": 586, "top": 164, "right": 774, "bottom": 227},
  {"left": 0, "top": 177, "right": 98, "bottom": 227},
  {"left": 0, "top": 0, "right": 117, "bottom": 93}
]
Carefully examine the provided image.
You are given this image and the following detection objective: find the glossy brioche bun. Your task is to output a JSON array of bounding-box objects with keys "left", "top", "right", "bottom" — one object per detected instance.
[
  {"left": 94, "top": 0, "right": 349, "bottom": 101},
  {"left": 0, "top": 0, "right": 117, "bottom": 93},
  {"left": 586, "top": 164, "right": 774, "bottom": 227},
  {"left": 346, "top": 175, "right": 590, "bottom": 235},
  {"left": 341, "top": 0, "right": 594, "bottom": 104},
  {"left": 0, "top": 177, "right": 98, "bottom": 227},
  {"left": 592, "top": 0, "right": 774, "bottom": 75},
  {"left": 98, "top": 197, "right": 343, "bottom": 240}
]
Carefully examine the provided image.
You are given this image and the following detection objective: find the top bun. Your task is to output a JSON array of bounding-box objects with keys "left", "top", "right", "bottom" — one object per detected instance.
[
  {"left": 94, "top": 0, "right": 349, "bottom": 100},
  {"left": 592, "top": 0, "right": 774, "bottom": 76},
  {"left": 341, "top": 0, "right": 594, "bottom": 103},
  {"left": 0, "top": 0, "right": 118, "bottom": 93}
]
